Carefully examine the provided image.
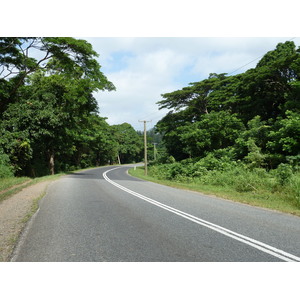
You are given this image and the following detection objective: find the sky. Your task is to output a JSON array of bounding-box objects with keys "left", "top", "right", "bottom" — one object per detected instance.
[
  {"left": 86, "top": 37, "right": 300, "bottom": 131},
  {"left": 3, "top": 1, "right": 300, "bottom": 132}
]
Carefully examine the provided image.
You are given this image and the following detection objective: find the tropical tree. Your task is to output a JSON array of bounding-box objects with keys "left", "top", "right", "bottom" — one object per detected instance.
[
  {"left": 236, "top": 41, "right": 300, "bottom": 122},
  {"left": 0, "top": 37, "right": 114, "bottom": 114},
  {"left": 155, "top": 41, "right": 300, "bottom": 165},
  {"left": 111, "top": 123, "right": 143, "bottom": 164},
  {"left": 0, "top": 37, "right": 115, "bottom": 175}
]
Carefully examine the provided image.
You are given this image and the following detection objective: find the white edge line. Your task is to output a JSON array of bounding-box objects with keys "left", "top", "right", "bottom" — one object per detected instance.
[{"left": 103, "top": 166, "right": 300, "bottom": 262}]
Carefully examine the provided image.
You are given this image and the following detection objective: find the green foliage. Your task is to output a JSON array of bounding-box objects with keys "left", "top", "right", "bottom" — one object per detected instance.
[
  {"left": 0, "top": 37, "right": 121, "bottom": 176},
  {"left": 273, "top": 163, "right": 293, "bottom": 186},
  {"left": 243, "top": 139, "right": 266, "bottom": 169},
  {"left": 155, "top": 40, "right": 300, "bottom": 177},
  {"left": 111, "top": 123, "right": 143, "bottom": 164},
  {"left": 146, "top": 159, "right": 300, "bottom": 209},
  {"left": 289, "top": 174, "right": 300, "bottom": 206},
  {"left": 0, "top": 150, "right": 14, "bottom": 178},
  {"left": 0, "top": 37, "right": 115, "bottom": 115},
  {"left": 166, "top": 155, "right": 176, "bottom": 164},
  {"left": 267, "top": 111, "right": 300, "bottom": 156}
]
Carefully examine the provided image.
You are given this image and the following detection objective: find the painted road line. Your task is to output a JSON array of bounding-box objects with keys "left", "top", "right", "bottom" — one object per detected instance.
[{"left": 103, "top": 167, "right": 300, "bottom": 262}]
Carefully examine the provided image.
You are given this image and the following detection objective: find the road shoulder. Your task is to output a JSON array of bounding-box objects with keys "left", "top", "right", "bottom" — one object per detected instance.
[{"left": 0, "top": 180, "right": 54, "bottom": 261}]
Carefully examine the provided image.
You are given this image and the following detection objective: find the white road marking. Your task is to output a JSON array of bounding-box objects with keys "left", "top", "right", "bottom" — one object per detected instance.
[{"left": 103, "top": 167, "right": 300, "bottom": 262}]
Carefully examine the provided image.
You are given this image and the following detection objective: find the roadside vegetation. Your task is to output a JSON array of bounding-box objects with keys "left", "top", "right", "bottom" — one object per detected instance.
[
  {"left": 129, "top": 158, "right": 300, "bottom": 216},
  {"left": 0, "top": 173, "right": 63, "bottom": 203},
  {"left": 130, "top": 41, "right": 300, "bottom": 216}
]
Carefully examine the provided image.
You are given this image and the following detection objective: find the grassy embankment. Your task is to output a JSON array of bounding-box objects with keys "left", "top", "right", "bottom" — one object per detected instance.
[{"left": 129, "top": 165, "right": 300, "bottom": 217}]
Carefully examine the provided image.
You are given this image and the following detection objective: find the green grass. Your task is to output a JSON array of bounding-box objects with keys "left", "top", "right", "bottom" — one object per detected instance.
[
  {"left": 128, "top": 167, "right": 300, "bottom": 217},
  {"left": 0, "top": 177, "right": 31, "bottom": 191},
  {"left": 0, "top": 173, "right": 64, "bottom": 203}
]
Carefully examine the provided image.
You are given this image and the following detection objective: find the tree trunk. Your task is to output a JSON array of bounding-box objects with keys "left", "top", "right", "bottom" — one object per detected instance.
[{"left": 49, "top": 152, "right": 55, "bottom": 175}]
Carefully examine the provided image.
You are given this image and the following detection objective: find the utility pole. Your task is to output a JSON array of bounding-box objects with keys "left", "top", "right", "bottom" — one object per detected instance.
[{"left": 139, "top": 120, "right": 151, "bottom": 175}]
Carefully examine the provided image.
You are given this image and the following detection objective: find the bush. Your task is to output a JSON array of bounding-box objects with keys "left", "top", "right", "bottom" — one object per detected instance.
[
  {"left": 287, "top": 155, "right": 300, "bottom": 171},
  {"left": 147, "top": 156, "right": 298, "bottom": 198},
  {"left": 0, "top": 151, "right": 14, "bottom": 178},
  {"left": 289, "top": 174, "right": 300, "bottom": 207},
  {"left": 0, "top": 165, "right": 14, "bottom": 178},
  {"left": 274, "top": 163, "right": 293, "bottom": 186},
  {"left": 244, "top": 139, "right": 266, "bottom": 169}
]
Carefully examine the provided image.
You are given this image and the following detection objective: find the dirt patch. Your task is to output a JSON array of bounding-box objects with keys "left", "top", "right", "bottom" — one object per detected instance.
[{"left": 0, "top": 180, "right": 53, "bottom": 261}]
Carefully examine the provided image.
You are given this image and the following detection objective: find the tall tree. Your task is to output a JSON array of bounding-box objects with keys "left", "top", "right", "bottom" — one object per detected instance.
[
  {"left": 155, "top": 41, "right": 300, "bottom": 163},
  {"left": 0, "top": 36, "right": 116, "bottom": 176},
  {"left": 158, "top": 73, "right": 228, "bottom": 119},
  {"left": 111, "top": 123, "right": 143, "bottom": 164},
  {"left": 0, "top": 37, "right": 115, "bottom": 114},
  {"left": 236, "top": 41, "right": 300, "bottom": 122}
]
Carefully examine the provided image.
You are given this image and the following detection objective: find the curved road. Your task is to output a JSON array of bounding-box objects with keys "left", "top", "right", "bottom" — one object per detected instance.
[{"left": 12, "top": 165, "right": 300, "bottom": 262}]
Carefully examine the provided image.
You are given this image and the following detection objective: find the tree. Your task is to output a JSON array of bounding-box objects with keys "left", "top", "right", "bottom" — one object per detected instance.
[
  {"left": 0, "top": 37, "right": 115, "bottom": 115},
  {"left": 0, "top": 37, "right": 116, "bottom": 175},
  {"left": 158, "top": 73, "right": 228, "bottom": 119},
  {"left": 267, "top": 111, "right": 300, "bottom": 157},
  {"left": 233, "top": 116, "right": 271, "bottom": 159},
  {"left": 0, "top": 69, "right": 113, "bottom": 176},
  {"left": 111, "top": 123, "right": 143, "bottom": 164},
  {"left": 177, "top": 111, "right": 244, "bottom": 158},
  {"left": 68, "top": 115, "right": 119, "bottom": 168},
  {"left": 155, "top": 41, "right": 300, "bottom": 165},
  {"left": 236, "top": 41, "right": 300, "bottom": 122},
  {"left": 155, "top": 110, "right": 193, "bottom": 160}
]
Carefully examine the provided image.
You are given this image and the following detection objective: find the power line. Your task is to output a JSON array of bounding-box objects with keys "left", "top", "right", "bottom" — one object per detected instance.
[
  {"left": 228, "top": 37, "right": 297, "bottom": 76},
  {"left": 228, "top": 55, "right": 265, "bottom": 75},
  {"left": 137, "top": 38, "right": 299, "bottom": 130}
]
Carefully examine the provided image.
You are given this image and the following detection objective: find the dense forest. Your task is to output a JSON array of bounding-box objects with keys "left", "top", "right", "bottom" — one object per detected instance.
[
  {"left": 155, "top": 41, "right": 300, "bottom": 168},
  {"left": 0, "top": 38, "right": 143, "bottom": 177}
]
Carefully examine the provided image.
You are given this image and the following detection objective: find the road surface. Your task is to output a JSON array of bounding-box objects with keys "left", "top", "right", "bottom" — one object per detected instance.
[{"left": 12, "top": 165, "right": 300, "bottom": 262}]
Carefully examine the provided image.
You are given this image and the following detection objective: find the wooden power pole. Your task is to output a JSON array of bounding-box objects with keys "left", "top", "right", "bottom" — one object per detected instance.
[{"left": 139, "top": 120, "right": 151, "bottom": 175}]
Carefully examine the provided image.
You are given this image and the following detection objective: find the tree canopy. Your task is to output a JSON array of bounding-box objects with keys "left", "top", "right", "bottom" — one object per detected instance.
[
  {"left": 0, "top": 37, "right": 143, "bottom": 177},
  {"left": 156, "top": 41, "right": 300, "bottom": 167}
]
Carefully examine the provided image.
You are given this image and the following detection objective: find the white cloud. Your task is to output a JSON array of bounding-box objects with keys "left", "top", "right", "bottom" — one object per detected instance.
[{"left": 89, "top": 37, "right": 300, "bottom": 130}]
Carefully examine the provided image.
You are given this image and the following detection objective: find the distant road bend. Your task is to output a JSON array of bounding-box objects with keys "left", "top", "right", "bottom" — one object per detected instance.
[{"left": 13, "top": 165, "right": 300, "bottom": 262}]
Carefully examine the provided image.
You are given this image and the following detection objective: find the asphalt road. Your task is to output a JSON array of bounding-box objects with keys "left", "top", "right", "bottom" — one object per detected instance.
[{"left": 12, "top": 165, "right": 300, "bottom": 262}]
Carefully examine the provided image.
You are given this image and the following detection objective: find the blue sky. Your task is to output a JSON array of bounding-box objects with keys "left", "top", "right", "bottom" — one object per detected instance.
[
  {"left": 3, "top": 1, "right": 299, "bottom": 132},
  {"left": 86, "top": 37, "right": 300, "bottom": 131}
]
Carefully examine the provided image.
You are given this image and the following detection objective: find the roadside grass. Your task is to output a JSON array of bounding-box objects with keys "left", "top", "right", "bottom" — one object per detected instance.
[
  {"left": 0, "top": 177, "right": 31, "bottom": 191},
  {"left": 0, "top": 165, "right": 110, "bottom": 203},
  {"left": 20, "top": 188, "right": 47, "bottom": 226},
  {"left": 128, "top": 167, "right": 300, "bottom": 217},
  {"left": 0, "top": 173, "right": 64, "bottom": 203}
]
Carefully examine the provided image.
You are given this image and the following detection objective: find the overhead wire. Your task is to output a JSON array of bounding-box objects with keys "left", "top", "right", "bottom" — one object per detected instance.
[
  {"left": 228, "top": 37, "right": 297, "bottom": 76},
  {"left": 140, "top": 37, "right": 299, "bottom": 129}
]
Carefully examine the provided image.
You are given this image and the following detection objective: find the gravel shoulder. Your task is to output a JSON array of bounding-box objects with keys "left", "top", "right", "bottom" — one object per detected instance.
[{"left": 0, "top": 180, "right": 55, "bottom": 261}]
